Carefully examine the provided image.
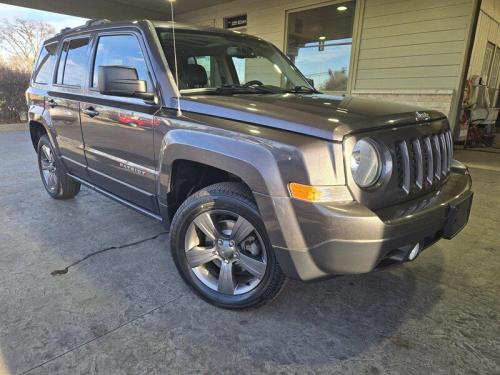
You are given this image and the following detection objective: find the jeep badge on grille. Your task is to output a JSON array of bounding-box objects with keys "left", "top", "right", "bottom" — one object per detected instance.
[{"left": 415, "top": 111, "right": 431, "bottom": 122}]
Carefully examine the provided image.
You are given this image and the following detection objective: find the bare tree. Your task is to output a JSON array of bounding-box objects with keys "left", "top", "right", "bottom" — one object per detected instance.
[
  {"left": 0, "top": 18, "right": 55, "bottom": 72},
  {"left": 0, "top": 64, "right": 30, "bottom": 122}
]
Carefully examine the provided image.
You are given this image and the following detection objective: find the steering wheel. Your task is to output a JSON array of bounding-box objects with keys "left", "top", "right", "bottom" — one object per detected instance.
[{"left": 243, "top": 80, "right": 264, "bottom": 87}]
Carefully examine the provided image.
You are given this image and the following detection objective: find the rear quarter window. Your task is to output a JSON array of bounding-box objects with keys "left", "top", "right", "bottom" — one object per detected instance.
[
  {"left": 33, "top": 43, "right": 59, "bottom": 84},
  {"left": 56, "top": 38, "right": 90, "bottom": 87}
]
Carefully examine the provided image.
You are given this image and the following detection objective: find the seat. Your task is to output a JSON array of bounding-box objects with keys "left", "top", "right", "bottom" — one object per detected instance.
[{"left": 180, "top": 64, "right": 208, "bottom": 89}]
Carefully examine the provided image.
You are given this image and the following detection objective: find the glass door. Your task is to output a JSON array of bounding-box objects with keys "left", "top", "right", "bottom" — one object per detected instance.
[{"left": 286, "top": 1, "right": 356, "bottom": 95}]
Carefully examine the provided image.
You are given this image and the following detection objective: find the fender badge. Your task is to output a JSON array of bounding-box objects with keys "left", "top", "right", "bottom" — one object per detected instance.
[{"left": 415, "top": 111, "right": 431, "bottom": 122}]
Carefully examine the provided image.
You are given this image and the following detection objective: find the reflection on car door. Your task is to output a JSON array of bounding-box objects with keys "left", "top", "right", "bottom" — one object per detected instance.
[
  {"left": 48, "top": 37, "right": 90, "bottom": 177},
  {"left": 80, "top": 33, "right": 159, "bottom": 212}
]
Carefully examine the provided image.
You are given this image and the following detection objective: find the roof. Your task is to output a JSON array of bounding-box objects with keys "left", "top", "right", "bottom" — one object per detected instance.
[{"left": 45, "top": 19, "right": 255, "bottom": 44}]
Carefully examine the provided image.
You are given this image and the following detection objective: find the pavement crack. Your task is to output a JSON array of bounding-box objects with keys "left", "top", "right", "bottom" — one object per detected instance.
[
  {"left": 20, "top": 294, "right": 186, "bottom": 375},
  {"left": 50, "top": 231, "right": 169, "bottom": 276}
]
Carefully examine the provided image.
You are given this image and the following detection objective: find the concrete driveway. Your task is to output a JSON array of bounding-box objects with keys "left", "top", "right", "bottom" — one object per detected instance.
[{"left": 0, "top": 129, "right": 499, "bottom": 374}]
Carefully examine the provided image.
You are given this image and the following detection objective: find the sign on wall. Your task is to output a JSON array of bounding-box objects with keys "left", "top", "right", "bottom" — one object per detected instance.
[{"left": 224, "top": 14, "right": 247, "bottom": 29}]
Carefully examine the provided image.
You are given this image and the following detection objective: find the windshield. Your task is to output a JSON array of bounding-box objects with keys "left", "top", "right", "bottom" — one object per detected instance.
[{"left": 156, "top": 28, "right": 316, "bottom": 95}]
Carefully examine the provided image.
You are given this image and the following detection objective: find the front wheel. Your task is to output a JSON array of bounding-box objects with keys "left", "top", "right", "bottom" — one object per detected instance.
[
  {"left": 170, "top": 182, "right": 286, "bottom": 309},
  {"left": 37, "top": 135, "right": 80, "bottom": 199}
]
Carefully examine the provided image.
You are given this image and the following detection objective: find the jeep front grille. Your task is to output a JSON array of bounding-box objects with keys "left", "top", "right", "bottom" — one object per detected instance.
[{"left": 395, "top": 129, "right": 453, "bottom": 194}]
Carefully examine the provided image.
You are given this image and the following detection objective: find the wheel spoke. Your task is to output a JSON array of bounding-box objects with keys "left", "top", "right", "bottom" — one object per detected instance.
[
  {"left": 218, "top": 261, "right": 235, "bottom": 294},
  {"left": 193, "top": 212, "right": 219, "bottom": 241},
  {"left": 48, "top": 172, "right": 57, "bottom": 189},
  {"left": 41, "top": 145, "right": 52, "bottom": 162},
  {"left": 238, "top": 252, "right": 266, "bottom": 279},
  {"left": 40, "top": 160, "right": 50, "bottom": 170},
  {"left": 230, "top": 216, "right": 254, "bottom": 244},
  {"left": 186, "top": 246, "right": 217, "bottom": 268}
]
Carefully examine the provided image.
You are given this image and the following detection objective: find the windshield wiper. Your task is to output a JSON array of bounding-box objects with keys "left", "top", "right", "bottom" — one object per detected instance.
[
  {"left": 286, "top": 86, "right": 319, "bottom": 94},
  {"left": 213, "top": 84, "right": 280, "bottom": 94}
]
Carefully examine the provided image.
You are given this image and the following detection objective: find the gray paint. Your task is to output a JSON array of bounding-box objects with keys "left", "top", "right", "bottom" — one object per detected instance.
[{"left": 26, "top": 20, "right": 473, "bottom": 281}]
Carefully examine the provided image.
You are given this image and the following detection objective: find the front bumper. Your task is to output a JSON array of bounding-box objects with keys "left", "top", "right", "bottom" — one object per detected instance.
[{"left": 258, "top": 169, "right": 472, "bottom": 281}]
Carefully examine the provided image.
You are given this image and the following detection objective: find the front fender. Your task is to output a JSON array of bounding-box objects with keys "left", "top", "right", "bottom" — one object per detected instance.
[
  {"left": 157, "top": 128, "right": 289, "bottom": 199},
  {"left": 157, "top": 127, "right": 296, "bottom": 248}
]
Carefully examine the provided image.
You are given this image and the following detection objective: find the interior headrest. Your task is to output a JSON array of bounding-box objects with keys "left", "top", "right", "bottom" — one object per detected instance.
[{"left": 181, "top": 64, "right": 208, "bottom": 88}]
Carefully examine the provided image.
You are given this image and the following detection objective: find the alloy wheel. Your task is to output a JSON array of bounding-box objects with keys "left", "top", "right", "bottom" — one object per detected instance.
[
  {"left": 40, "top": 144, "right": 58, "bottom": 193},
  {"left": 184, "top": 209, "right": 268, "bottom": 295}
]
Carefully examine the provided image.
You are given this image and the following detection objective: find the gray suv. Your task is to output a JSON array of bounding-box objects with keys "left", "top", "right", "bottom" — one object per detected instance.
[{"left": 27, "top": 20, "right": 473, "bottom": 309}]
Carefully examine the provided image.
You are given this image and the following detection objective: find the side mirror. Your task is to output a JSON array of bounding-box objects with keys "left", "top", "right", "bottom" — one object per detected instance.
[
  {"left": 306, "top": 78, "right": 315, "bottom": 88},
  {"left": 98, "top": 66, "right": 155, "bottom": 100}
]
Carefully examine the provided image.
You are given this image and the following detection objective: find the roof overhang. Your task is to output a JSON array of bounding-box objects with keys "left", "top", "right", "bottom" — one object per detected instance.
[{"left": 0, "top": 0, "right": 232, "bottom": 20}]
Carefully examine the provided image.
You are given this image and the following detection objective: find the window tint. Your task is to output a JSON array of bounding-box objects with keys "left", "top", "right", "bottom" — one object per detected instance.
[
  {"left": 56, "top": 38, "right": 89, "bottom": 87},
  {"left": 187, "top": 56, "right": 221, "bottom": 87},
  {"left": 92, "top": 35, "right": 152, "bottom": 91},
  {"left": 34, "top": 43, "right": 58, "bottom": 84}
]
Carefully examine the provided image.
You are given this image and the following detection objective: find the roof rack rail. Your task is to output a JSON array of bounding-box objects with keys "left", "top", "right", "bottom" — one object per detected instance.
[
  {"left": 85, "top": 19, "right": 111, "bottom": 27},
  {"left": 58, "top": 19, "right": 111, "bottom": 35}
]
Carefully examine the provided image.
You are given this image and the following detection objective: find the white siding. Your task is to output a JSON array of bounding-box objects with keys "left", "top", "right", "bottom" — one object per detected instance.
[{"left": 356, "top": 0, "right": 473, "bottom": 91}]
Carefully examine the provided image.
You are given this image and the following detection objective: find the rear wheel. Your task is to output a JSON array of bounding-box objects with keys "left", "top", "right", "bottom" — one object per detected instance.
[
  {"left": 37, "top": 135, "right": 80, "bottom": 199},
  {"left": 170, "top": 182, "right": 285, "bottom": 309}
]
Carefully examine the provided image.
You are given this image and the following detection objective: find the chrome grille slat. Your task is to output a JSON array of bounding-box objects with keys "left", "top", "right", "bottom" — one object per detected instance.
[
  {"left": 397, "top": 140, "right": 411, "bottom": 194},
  {"left": 423, "top": 137, "right": 434, "bottom": 184},
  {"left": 412, "top": 138, "right": 423, "bottom": 189},
  {"left": 439, "top": 133, "right": 447, "bottom": 176},
  {"left": 432, "top": 135, "right": 442, "bottom": 179},
  {"left": 446, "top": 130, "right": 453, "bottom": 171}
]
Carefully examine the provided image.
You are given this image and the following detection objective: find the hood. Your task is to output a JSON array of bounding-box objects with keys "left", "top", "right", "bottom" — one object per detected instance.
[{"left": 178, "top": 94, "right": 446, "bottom": 142}]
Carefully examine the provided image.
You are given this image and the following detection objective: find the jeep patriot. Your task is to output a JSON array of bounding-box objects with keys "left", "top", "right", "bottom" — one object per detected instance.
[{"left": 26, "top": 19, "right": 473, "bottom": 309}]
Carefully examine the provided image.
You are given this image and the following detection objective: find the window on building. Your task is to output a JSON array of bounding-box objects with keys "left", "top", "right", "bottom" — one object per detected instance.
[
  {"left": 487, "top": 47, "right": 500, "bottom": 87},
  {"left": 481, "top": 41, "right": 495, "bottom": 83},
  {"left": 33, "top": 43, "right": 58, "bottom": 84},
  {"left": 286, "top": 1, "right": 355, "bottom": 94},
  {"left": 56, "top": 38, "right": 89, "bottom": 87},
  {"left": 92, "top": 34, "right": 152, "bottom": 91}
]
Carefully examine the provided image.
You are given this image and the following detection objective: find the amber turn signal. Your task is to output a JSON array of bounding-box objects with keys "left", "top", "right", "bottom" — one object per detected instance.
[{"left": 288, "top": 183, "right": 353, "bottom": 203}]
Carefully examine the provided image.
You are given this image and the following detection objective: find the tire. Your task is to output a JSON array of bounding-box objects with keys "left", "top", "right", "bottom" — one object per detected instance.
[
  {"left": 37, "top": 134, "right": 80, "bottom": 199},
  {"left": 170, "top": 182, "right": 286, "bottom": 309}
]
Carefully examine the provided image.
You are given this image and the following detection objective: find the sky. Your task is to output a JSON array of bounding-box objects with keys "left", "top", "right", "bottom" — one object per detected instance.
[
  {"left": 0, "top": 4, "right": 88, "bottom": 57},
  {"left": 293, "top": 42, "right": 352, "bottom": 89}
]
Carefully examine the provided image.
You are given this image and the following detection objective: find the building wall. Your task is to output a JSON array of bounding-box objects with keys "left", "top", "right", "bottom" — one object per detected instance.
[
  {"left": 177, "top": 0, "right": 477, "bottom": 121},
  {"left": 468, "top": 0, "right": 500, "bottom": 78}
]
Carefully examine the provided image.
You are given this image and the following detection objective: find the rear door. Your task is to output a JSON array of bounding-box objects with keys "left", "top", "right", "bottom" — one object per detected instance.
[
  {"left": 48, "top": 36, "right": 91, "bottom": 177},
  {"left": 80, "top": 31, "right": 159, "bottom": 212}
]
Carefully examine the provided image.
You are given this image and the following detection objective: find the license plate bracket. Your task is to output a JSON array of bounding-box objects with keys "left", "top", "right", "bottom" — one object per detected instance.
[{"left": 443, "top": 191, "right": 473, "bottom": 239}]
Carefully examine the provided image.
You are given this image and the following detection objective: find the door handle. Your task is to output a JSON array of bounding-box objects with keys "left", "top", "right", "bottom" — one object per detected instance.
[
  {"left": 83, "top": 107, "right": 99, "bottom": 118},
  {"left": 47, "top": 99, "right": 57, "bottom": 108}
]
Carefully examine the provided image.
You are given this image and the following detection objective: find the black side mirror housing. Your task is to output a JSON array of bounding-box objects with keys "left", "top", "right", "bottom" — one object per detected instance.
[{"left": 98, "top": 66, "right": 155, "bottom": 100}]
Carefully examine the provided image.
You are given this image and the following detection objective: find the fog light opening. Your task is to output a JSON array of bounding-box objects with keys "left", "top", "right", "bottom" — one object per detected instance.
[{"left": 408, "top": 243, "right": 421, "bottom": 261}]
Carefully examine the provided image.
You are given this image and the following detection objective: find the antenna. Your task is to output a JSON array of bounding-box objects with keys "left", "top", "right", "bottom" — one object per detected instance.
[{"left": 169, "top": 0, "right": 182, "bottom": 117}]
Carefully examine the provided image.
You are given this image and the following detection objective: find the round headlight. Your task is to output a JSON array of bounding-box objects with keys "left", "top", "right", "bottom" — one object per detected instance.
[{"left": 350, "top": 138, "right": 382, "bottom": 188}]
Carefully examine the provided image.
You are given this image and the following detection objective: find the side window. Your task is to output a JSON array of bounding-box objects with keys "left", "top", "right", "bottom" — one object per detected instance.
[
  {"left": 56, "top": 38, "right": 90, "bottom": 87},
  {"left": 33, "top": 43, "right": 58, "bottom": 84},
  {"left": 92, "top": 34, "right": 152, "bottom": 91}
]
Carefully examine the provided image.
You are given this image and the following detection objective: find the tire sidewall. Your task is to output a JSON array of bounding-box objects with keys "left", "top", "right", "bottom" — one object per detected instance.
[
  {"left": 37, "top": 135, "right": 61, "bottom": 198},
  {"left": 171, "top": 192, "right": 281, "bottom": 308}
]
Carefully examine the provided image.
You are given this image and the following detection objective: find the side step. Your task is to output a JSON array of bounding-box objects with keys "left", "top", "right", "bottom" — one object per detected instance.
[{"left": 67, "top": 173, "right": 163, "bottom": 222}]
